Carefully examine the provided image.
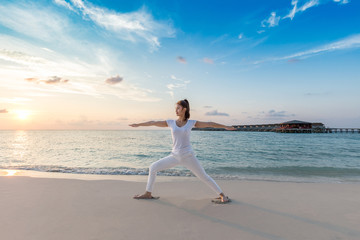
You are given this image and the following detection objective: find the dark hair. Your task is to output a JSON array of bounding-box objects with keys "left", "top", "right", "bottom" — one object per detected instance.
[{"left": 177, "top": 99, "right": 190, "bottom": 120}]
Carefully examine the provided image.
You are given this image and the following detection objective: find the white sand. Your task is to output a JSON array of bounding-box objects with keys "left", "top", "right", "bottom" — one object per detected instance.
[{"left": 1, "top": 171, "right": 360, "bottom": 240}]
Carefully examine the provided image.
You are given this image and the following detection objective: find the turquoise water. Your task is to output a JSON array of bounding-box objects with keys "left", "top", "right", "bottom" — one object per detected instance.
[{"left": 1, "top": 130, "right": 359, "bottom": 182}]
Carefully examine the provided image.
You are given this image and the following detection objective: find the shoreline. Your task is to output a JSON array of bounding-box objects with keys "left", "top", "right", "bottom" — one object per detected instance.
[
  {"left": 0, "top": 168, "right": 196, "bottom": 183},
  {"left": 1, "top": 168, "right": 359, "bottom": 184},
  {"left": 1, "top": 173, "right": 360, "bottom": 240}
]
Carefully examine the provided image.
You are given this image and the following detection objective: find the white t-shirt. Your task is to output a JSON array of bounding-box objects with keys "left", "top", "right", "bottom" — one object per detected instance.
[{"left": 166, "top": 119, "right": 197, "bottom": 154}]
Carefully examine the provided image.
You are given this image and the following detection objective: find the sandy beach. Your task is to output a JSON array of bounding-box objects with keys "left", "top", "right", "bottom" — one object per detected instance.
[{"left": 1, "top": 171, "right": 359, "bottom": 240}]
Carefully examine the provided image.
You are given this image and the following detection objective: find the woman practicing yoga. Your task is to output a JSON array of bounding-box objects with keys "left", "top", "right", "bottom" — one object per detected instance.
[{"left": 129, "top": 99, "right": 234, "bottom": 203}]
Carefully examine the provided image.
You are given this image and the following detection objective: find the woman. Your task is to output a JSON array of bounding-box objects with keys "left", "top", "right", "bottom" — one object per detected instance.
[{"left": 129, "top": 99, "right": 234, "bottom": 203}]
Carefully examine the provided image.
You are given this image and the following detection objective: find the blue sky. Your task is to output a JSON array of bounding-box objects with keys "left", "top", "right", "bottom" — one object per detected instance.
[{"left": 0, "top": 0, "right": 359, "bottom": 129}]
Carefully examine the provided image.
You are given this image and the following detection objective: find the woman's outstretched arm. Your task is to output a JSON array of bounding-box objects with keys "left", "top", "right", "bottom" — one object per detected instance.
[
  {"left": 129, "top": 121, "right": 167, "bottom": 128},
  {"left": 195, "top": 121, "right": 236, "bottom": 130}
]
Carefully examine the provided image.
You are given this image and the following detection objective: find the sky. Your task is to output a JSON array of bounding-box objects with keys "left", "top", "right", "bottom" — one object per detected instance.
[{"left": 0, "top": 0, "right": 359, "bottom": 130}]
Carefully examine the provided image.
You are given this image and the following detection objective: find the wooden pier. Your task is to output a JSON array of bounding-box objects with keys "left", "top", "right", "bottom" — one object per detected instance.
[
  {"left": 325, "top": 128, "right": 360, "bottom": 133},
  {"left": 274, "top": 128, "right": 360, "bottom": 133}
]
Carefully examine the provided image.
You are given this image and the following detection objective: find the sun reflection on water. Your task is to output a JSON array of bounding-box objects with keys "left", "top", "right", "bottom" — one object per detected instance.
[{"left": 11, "top": 130, "right": 28, "bottom": 163}]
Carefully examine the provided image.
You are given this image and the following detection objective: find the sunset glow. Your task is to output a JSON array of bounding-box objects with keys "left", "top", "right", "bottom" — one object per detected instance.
[
  {"left": 15, "top": 110, "right": 31, "bottom": 120},
  {"left": 0, "top": 0, "right": 359, "bottom": 129}
]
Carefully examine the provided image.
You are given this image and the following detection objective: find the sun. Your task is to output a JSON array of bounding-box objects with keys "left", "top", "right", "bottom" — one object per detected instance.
[{"left": 15, "top": 110, "right": 31, "bottom": 120}]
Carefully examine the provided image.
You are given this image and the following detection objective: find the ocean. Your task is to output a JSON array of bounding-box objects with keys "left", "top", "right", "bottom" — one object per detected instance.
[{"left": 1, "top": 130, "right": 360, "bottom": 183}]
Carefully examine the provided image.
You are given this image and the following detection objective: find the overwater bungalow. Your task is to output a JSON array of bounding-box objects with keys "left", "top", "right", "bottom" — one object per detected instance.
[
  {"left": 279, "top": 120, "right": 312, "bottom": 128},
  {"left": 275, "top": 120, "right": 313, "bottom": 133}
]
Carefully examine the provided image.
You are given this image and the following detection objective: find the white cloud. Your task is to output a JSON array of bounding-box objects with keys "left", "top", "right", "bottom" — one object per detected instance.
[
  {"left": 169, "top": 75, "right": 190, "bottom": 84},
  {"left": 298, "top": 0, "right": 319, "bottom": 12},
  {"left": 0, "top": 20, "right": 162, "bottom": 103},
  {"left": 247, "top": 110, "right": 295, "bottom": 121},
  {"left": 0, "top": 3, "right": 71, "bottom": 43},
  {"left": 282, "top": 34, "right": 360, "bottom": 59},
  {"left": 283, "top": 0, "right": 320, "bottom": 21},
  {"left": 55, "top": 0, "right": 175, "bottom": 50},
  {"left": 205, "top": 110, "right": 229, "bottom": 117},
  {"left": 264, "top": 0, "right": 348, "bottom": 29},
  {"left": 283, "top": 0, "right": 298, "bottom": 20},
  {"left": 261, "top": 12, "right": 280, "bottom": 28},
  {"left": 166, "top": 75, "right": 190, "bottom": 98},
  {"left": 17, "top": 75, "right": 160, "bottom": 102},
  {"left": 0, "top": 2, "right": 100, "bottom": 65},
  {"left": 41, "top": 48, "right": 55, "bottom": 53},
  {"left": 29, "top": 76, "right": 70, "bottom": 85},
  {"left": 264, "top": 110, "right": 295, "bottom": 118},
  {"left": 333, "top": 0, "right": 349, "bottom": 4},
  {"left": 253, "top": 34, "right": 360, "bottom": 64},
  {"left": 0, "top": 40, "right": 160, "bottom": 102},
  {"left": 100, "top": 82, "right": 160, "bottom": 102},
  {"left": 238, "top": 33, "right": 244, "bottom": 39},
  {"left": 167, "top": 83, "right": 186, "bottom": 90},
  {"left": 54, "top": 0, "right": 74, "bottom": 11},
  {"left": 0, "top": 44, "right": 104, "bottom": 78},
  {"left": 0, "top": 49, "right": 48, "bottom": 66}
]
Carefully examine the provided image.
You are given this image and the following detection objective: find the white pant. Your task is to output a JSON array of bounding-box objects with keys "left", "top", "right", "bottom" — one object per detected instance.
[{"left": 146, "top": 151, "right": 222, "bottom": 195}]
